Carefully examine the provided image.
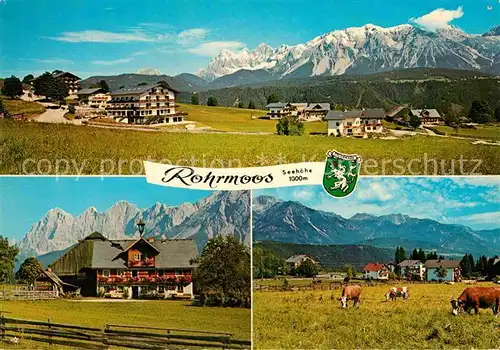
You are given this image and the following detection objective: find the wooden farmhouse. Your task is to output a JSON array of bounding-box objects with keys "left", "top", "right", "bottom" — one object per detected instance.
[{"left": 48, "top": 231, "right": 198, "bottom": 299}]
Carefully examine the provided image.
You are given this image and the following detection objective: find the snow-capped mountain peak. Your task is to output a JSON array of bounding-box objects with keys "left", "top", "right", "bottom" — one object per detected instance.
[
  {"left": 197, "top": 23, "right": 500, "bottom": 80},
  {"left": 16, "top": 191, "right": 250, "bottom": 259}
]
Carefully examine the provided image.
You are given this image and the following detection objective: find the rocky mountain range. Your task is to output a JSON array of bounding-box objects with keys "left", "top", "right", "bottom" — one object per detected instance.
[
  {"left": 18, "top": 191, "right": 250, "bottom": 266},
  {"left": 253, "top": 196, "right": 500, "bottom": 256},
  {"left": 197, "top": 24, "right": 500, "bottom": 81}
]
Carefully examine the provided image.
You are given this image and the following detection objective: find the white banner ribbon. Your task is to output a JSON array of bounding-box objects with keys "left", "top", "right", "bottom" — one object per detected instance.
[{"left": 143, "top": 161, "right": 325, "bottom": 190}]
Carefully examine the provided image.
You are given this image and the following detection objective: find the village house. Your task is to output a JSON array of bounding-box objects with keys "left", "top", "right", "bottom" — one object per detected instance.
[
  {"left": 48, "top": 227, "right": 198, "bottom": 299},
  {"left": 53, "top": 71, "right": 80, "bottom": 95},
  {"left": 285, "top": 254, "right": 318, "bottom": 269},
  {"left": 302, "top": 103, "right": 330, "bottom": 120},
  {"left": 398, "top": 260, "right": 426, "bottom": 280},
  {"left": 106, "top": 83, "right": 186, "bottom": 125},
  {"left": 266, "top": 102, "right": 292, "bottom": 119},
  {"left": 424, "top": 259, "right": 462, "bottom": 282},
  {"left": 410, "top": 109, "right": 442, "bottom": 125},
  {"left": 289, "top": 103, "right": 308, "bottom": 118},
  {"left": 76, "top": 88, "right": 110, "bottom": 109},
  {"left": 387, "top": 106, "right": 442, "bottom": 125},
  {"left": 325, "top": 109, "right": 384, "bottom": 136},
  {"left": 362, "top": 263, "right": 390, "bottom": 280}
]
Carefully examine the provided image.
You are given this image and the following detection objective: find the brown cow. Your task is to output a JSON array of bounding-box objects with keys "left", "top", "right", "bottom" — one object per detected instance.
[
  {"left": 450, "top": 287, "right": 500, "bottom": 316},
  {"left": 385, "top": 286, "right": 409, "bottom": 301},
  {"left": 337, "top": 285, "right": 361, "bottom": 308}
]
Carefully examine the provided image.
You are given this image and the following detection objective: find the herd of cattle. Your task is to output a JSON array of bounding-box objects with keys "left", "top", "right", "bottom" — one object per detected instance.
[{"left": 337, "top": 285, "right": 500, "bottom": 316}]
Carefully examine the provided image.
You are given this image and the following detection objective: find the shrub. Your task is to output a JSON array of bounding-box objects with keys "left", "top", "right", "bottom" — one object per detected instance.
[
  {"left": 276, "top": 115, "right": 304, "bottom": 136},
  {"left": 207, "top": 96, "right": 218, "bottom": 106}
]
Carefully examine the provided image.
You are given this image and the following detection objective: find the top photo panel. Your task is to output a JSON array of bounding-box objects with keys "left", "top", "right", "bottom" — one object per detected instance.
[{"left": 0, "top": 0, "right": 499, "bottom": 176}]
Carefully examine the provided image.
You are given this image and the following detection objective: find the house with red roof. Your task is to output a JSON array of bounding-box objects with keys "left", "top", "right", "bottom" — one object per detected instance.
[{"left": 362, "top": 263, "right": 390, "bottom": 280}]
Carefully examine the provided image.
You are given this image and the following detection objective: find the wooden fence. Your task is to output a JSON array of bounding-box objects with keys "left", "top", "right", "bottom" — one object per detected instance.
[
  {"left": 253, "top": 279, "right": 441, "bottom": 292},
  {"left": 0, "top": 316, "right": 251, "bottom": 349},
  {"left": 0, "top": 289, "right": 58, "bottom": 301}
]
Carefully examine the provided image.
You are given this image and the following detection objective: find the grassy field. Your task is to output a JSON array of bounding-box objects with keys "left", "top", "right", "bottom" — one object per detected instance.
[
  {"left": 178, "top": 104, "right": 327, "bottom": 134},
  {"left": 1, "top": 97, "right": 46, "bottom": 117},
  {"left": 253, "top": 278, "right": 319, "bottom": 287},
  {"left": 254, "top": 282, "right": 500, "bottom": 349},
  {"left": 1, "top": 120, "right": 499, "bottom": 175},
  {"left": 0, "top": 299, "right": 250, "bottom": 341},
  {"left": 429, "top": 124, "right": 500, "bottom": 141}
]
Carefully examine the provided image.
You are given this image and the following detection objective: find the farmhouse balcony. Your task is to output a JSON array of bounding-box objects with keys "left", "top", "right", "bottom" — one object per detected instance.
[
  {"left": 128, "top": 257, "right": 155, "bottom": 267},
  {"left": 98, "top": 275, "right": 192, "bottom": 286}
]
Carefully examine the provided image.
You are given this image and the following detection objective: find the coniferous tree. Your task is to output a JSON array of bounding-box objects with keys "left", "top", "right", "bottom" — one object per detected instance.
[
  {"left": 248, "top": 100, "right": 256, "bottom": 109},
  {"left": 411, "top": 249, "right": 418, "bottom": 260},
  {"left": 418, "top": 248, "right": 426, "bottom": 262},
  {"left": 98, "top": 80, "right": 110, "bottom": 92},
  {"left": 0, "top": 236, "right": 19, "bottom": 283},
  {"left": 468, "top": 100, "right": 493, "bottom": 124},
  {"left": 266, "top": 93, "right": 280, "bottom": 104}
]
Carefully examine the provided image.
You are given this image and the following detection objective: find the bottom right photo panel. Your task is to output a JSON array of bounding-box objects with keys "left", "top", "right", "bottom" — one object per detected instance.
[{"left": 252, "top": 177, "right": 500, "bottom": 349}]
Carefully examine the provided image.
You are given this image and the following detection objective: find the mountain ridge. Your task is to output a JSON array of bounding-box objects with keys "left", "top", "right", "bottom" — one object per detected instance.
[
  {"left": 17, "top": 191, "right": 250, "bottom": 264},
  {"left": 197, "top": 24, "right": 500, "bottom": 80},
  {"left": 252, "top": 195, "right": 499, "bottom": 256}
]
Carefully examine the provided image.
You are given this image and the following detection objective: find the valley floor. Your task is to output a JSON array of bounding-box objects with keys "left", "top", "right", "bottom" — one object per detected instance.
[{"left": 254, "top": 282, "right": 500, "bottom": 349}]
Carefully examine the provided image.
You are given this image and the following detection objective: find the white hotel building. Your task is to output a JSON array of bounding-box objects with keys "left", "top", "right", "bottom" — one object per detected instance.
[{"left": 106, "top": 83, "right": 186, "bottom": 125}]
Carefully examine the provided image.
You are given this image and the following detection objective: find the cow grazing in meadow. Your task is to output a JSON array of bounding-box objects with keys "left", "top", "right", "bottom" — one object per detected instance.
[
  {"left": 338, "top": 285, "right": 361, "bottom": 308},
  {"left": 385, "top": 287, "right": 409, "bottom": 301},
  {"left": 450, "top": 287, "right": 500, "bottom": 316}
]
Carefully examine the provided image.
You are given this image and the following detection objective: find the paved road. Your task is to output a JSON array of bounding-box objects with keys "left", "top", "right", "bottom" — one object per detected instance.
[{"left": 35, "top": 107, "right": 71, "bottom": 124}]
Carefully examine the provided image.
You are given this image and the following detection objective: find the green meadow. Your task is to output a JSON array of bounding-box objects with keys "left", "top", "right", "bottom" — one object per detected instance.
[
  {"left": 178, "top": 103, "right": 327, "bottom": 134},
  {"left": 254, "top": 282, "right": 500, "bottom": 349},
  {"left": 429, "top": 124, "right": 500, "bottom": 141},
  {"left": 1, "top": 119, "right": 498, "bottom": 175},
  {"left": 0, "top": 299, "right": 250, "bottom": 348}
]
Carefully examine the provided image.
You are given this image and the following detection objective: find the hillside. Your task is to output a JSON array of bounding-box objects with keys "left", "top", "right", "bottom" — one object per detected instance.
[
  {"left": 256, "top": 241, "right": 393, "bottom": 270},
  {"left": 80, "top": 73, "right": 205, "bottom": 92},
  {"left": 189, "top": 71, "right": 500, "bottom": 111}
]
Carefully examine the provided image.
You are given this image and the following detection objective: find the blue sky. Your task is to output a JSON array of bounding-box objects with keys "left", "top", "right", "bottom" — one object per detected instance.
[
  {"left": 256, "top": 177, "right": 500, "bottom": 230},
  {"left": 1, "top": 0, "right": 498, "bottom": 78},
  {"left": 0, "top": 177, "right": 213, "bottom": 241}
]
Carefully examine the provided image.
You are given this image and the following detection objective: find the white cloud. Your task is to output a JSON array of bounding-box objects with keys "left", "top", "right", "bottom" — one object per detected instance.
[
  {"left": 450, "top": 211, "right": 500, "bottom": 226},
  {"left": 45, "top": 30, "right": 157, "bottom": 43},
  {"left": 410, "top": 7, "right": 464, "bottom": 31},
  {"left": 292, "top": 189, "right": 315, "bottom": 201},
  {"left": 186, "top": 41, "right": 245, "bottom": 56},
  {"left": 91, "top": 57, "right": 135, "bottom": 65},
  {"left": 178, "top": 28, "right": 209, "bottom": 41},
  {"left": 449, "top": 176, "right": 500, "bottom": 188}
]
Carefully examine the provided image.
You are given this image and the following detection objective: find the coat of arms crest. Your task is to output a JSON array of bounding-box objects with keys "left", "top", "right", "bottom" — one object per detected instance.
[{"left": 322, "top": 150, "right": 362, "bottom": 198}]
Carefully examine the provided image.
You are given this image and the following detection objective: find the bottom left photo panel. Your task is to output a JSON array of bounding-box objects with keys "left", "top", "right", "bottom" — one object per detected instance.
[{"left": 0, "top": 176, "right": 251, "bottom": 349}]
